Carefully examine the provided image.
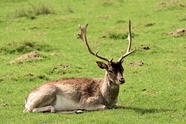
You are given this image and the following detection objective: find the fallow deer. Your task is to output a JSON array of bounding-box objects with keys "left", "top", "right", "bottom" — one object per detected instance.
[{"left": 23, "top": 20, "right": 135, "bottom": 113}]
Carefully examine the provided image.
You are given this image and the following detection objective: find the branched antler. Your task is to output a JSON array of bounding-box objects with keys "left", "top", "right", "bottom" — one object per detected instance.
[
  {"left": 78, "top": 20, "right": 135, "bottom": 63},
  {"left": 117, "top": 20, "right": 135, "bottom": 62},
  {"left": 78, "top": 24, "right": 110, "bottom": 62}
]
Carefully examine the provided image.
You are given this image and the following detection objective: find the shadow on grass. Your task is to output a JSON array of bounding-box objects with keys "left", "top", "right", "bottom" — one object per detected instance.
[{"left": 116, "top": 106, "right": 173, "bottom": 114}]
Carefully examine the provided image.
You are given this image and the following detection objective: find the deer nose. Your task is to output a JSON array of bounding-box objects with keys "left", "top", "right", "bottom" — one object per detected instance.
[{"left": 119, "top": 78, "right": 125, "bottom": 84}]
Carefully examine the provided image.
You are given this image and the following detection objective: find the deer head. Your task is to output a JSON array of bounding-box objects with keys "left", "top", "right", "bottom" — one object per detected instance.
[{"left": 78, "top": 20, "right": 135, "bottom": 85}]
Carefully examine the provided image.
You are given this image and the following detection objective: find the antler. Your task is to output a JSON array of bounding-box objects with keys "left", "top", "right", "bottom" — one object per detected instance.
[
  {"left": 118, "top": 20, "right": 135, "bottom": 63},
  {"left": 78, "top": 24, "right": 110, "bottom": 62}
]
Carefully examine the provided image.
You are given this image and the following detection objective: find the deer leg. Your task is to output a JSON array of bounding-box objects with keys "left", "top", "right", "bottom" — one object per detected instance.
[
  {"left": 107, "top": 98, "right": 118, "bottom": 109},
  {"left": 33, "top": 107, "right": 84, "bottom": 114},
  {"left": 83, "top": 104, "right": 107, "bottom": 111},
  {"left": 76, "top": 110, "right": 84, "bottom": 114},
  {"left": 81, "top": 97, "right": 107, "bottom": 111},
  {"left": 56, "top": 109, "right": 84, "bottom": 114},
  {"left": 93, "top": 104, "right": 107, "bottom": 110},
  {"left": 24, "top": 85, "right": 57, "bottom": 113},
  {"left": 32, "top": 105, "right": 56, "bottom": 113}
]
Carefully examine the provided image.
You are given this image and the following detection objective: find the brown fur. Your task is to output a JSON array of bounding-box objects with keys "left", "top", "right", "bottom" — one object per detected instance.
[
  {"left": 24, "top": 61, "right": 124, "bottom": 113},
  {"left": 24, "top": 21, "right": 135, "bottom": 113}
]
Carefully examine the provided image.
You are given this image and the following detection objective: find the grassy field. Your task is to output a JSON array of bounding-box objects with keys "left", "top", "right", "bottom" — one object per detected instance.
[{"left": 0, "top": 0, "right": 186, "bottom": 123}]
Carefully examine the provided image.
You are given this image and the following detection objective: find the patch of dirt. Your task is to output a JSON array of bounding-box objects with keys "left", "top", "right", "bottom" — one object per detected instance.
[
  {"left": 10, "top": 51, "right": 42, "bottom": 64},
  {"left": 157, "top": 0, "right": 186, "bottom": 6},
  {"left": 0, "top": 104, "right": 8, "bottom": 108},
  {"left": 128, "top": 61, "right": 144, "bottom": 66},
  {"left": 24, "top": 73, "right": 35, "bottom": 77},
  {"left": 140, "top": 45, "right": 150, "bottom": 50},
  {"left": 144, "top": 22, "right": 156, "bottom": 27},
  {"left": 167, "top": 28, "right": 186, "bottom": 36},
  {"left": 157, "top": 0, "right": 178, "bottom": 5},
  {"left": 142, "top": 89, "right": 158, "bottom": 94},
  {"left": 116, "top": 20, "right": 126, "bottom": 24},
  {"left": 50, "top": 64, "right": 70, "bottom": 74}
]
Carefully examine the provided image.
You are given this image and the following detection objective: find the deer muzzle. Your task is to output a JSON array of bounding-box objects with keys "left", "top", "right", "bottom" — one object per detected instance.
[
  {"left": 117, "top": 72, "right": 125, "bottom": 84},
  {"left": 119, "top": 77, "right": 125, "bottom": 84}
]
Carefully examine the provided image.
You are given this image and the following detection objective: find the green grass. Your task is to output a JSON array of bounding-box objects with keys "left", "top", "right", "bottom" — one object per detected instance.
[{"left": 0, "top": 0, "right": 186, "bottom": 123}]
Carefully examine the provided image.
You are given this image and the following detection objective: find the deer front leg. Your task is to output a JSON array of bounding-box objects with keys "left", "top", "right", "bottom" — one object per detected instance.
[
  {"left": 87, "top": 104, "right": 107, "bottom": 111},
  {"left": 80, "top": 97, "right": 107, "bottom": 111},
  {"left": 56, "top": 110, "right": 84, "bottom": 114},
  {"left": 93, "top": 104, "right": 107, "bottom": 110},
  {"left": 109, "top": 97, "right": 118, "bottom": 109}
]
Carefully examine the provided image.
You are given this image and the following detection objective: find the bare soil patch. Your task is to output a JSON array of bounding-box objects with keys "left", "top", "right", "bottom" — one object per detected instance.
[
  {"left": 140, "top": 45, "right": 150, "bottom": 50},
  {"left": 167, "top": 28, "right": 186, "bottom": 36},
  {"left": 157, "top": 0, "right": 186, "bottom": 7},
  {"left": 10, "top": 51, "right": 42, "bottom": 64},
  {"left": 128, "top": 61, "right": 144, "bottom": 66},
  {"left": 0, "top": 104, "right": 8, "bottom": 108}
]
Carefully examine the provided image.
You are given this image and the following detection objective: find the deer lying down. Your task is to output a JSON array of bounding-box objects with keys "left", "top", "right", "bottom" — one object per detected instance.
[{"left": 23, "top": 20, "right": 135, "bottom": 113}]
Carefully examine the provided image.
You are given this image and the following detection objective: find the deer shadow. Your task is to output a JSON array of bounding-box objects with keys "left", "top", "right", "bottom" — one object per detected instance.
[{"left": 115, "top": 106, "right": 173, "bottom": 114}]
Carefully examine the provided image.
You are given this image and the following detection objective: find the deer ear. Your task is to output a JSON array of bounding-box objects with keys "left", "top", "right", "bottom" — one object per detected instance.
[{"left": 96, "top": 61, "right": 108, "bottom": 70}]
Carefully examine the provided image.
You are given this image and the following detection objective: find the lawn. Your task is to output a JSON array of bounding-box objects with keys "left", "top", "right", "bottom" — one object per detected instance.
[{"left": 0, "top": 0, "right": 186, "bottom": 123}]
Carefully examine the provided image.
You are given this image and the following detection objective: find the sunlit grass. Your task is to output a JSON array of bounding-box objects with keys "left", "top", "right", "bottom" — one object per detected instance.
[{"left": 0, "top": 0, "right": 186, "bottom": 123}]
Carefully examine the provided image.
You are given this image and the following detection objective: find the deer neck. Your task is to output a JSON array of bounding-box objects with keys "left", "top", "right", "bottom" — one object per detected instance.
[{"left": 101, "top": 72, "right": 119, "bottom": 106}]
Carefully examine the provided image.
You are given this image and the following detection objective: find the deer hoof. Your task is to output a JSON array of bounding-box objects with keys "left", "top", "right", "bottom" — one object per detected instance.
[{"left": 76, "top": 110, "right": 84, "bottom": 114}]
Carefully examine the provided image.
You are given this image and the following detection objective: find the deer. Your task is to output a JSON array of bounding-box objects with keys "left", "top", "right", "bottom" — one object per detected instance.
[{"left": 23, "top": 20, "right": 135, "bottom": 113}]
